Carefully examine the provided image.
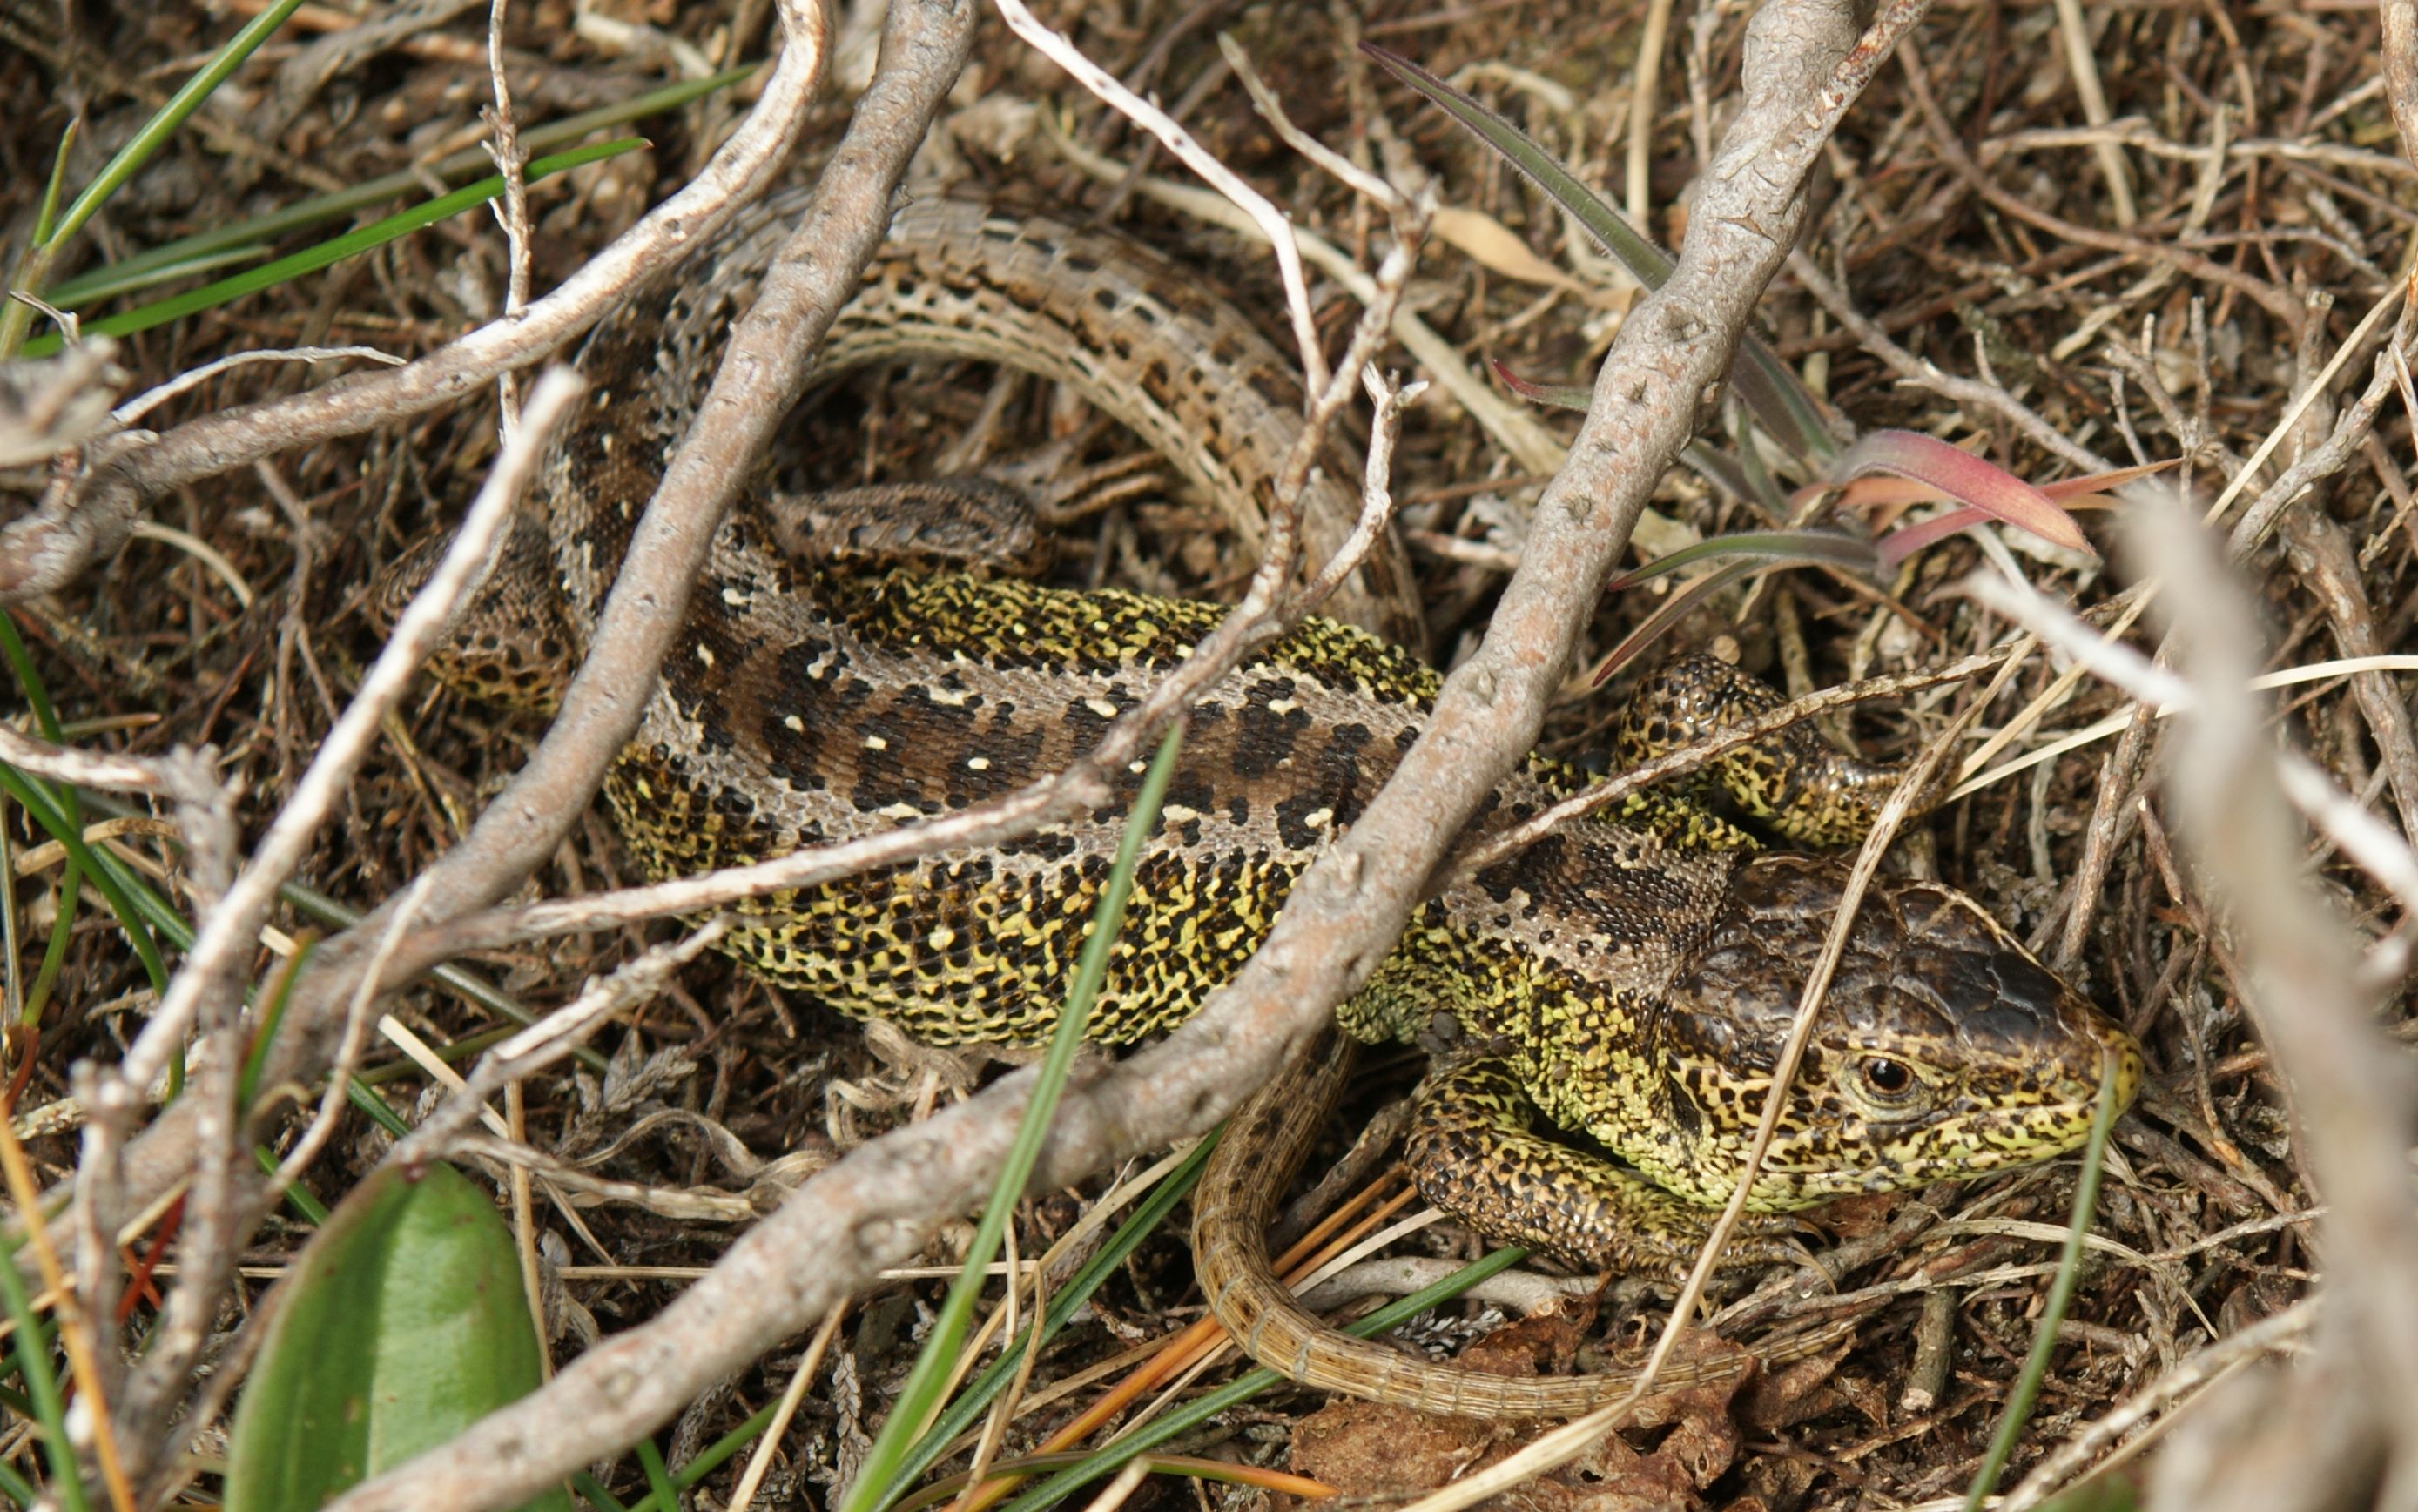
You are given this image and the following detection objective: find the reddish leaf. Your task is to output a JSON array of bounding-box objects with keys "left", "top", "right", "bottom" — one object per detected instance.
[
  {"left": 1820, "top": 431, "right": 2092, "bottom": 555},
  {"left": 1489, "top": 357, "right": 1590, "bottom": 411}
]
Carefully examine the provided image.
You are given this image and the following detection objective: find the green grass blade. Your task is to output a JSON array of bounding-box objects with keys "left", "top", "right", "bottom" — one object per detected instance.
[
  {"left": 988, "top": 1247, "right": 1530, "bottom": 1512},
  {"left": 44, "top": 0, "right": 311, "bottom": 254},
  {"left": 0, "top": 765, "right": 168, "bottom": 992},
  {"left": 1590, "top": 560, "right": 1762, "bottom": 689},
  {"left": 0, "top": 1449, "right": 41, "bottom": 1508},
  {"left": 0, "top": 125, "right": 82, "bottom": 358},
  {"left": 30, "top": 124, "right": 76, "bottom": 248},
  {"left": 249, "top": 1146, "right": 333, "bottom": 1227},
  {"left": 879, "top": 1133, "right": 1222, "bottom": 1501},
  {"left": 238, "top": 939, "right": 314, "bottom": 1115},
  {"left": 632, "top": 1437, "right": 677, "bottom": 1512},
  {"left": 894, "top": 1453, "right": 1314, "bottom": 1512},
  {"left": 0, "top": 613, "right": 87, "bottom": 1027},
  {"left": 1364, "top": 45, "right": 1671, "bottom": 286},
  {"left": 1959, "top": 1057, "right": 2125, "bottom": 1512},
  {"left": 18, "top": 139, "right": 640, "bottom": 358},
  {"left": 611, "top": 1401, "right": 778, "bottom": 1512},
  {"left": 1608, "top": 530, "right": 1880, "bottom": 589},
  {"left": 43, "top": 69, "right": 747, "bottom": 311},
  {"left": 838, "top": 722, "right": 1189, "bottom": 1512},
  {"left": 19, "top": 860, "right": 83, "bottom": 1028},
  {"left": 49, "top": 246, "right": 276, "bottom": 308},
  {"left": 0, "top": 1223, "right": 88, "bottom": 1512},
  {"left": 65, "top": 783, "right": 611, "bottom": 1076},
  {"left": 0, "top": 615, "right": 71, "bottom": 751}
]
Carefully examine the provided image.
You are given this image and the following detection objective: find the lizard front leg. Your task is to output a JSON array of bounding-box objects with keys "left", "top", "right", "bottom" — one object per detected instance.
[
  {"left": 1613, "top": 652, "right": 1950, "bottom": 846},
  {"left": 1405, "top": 1055, "right": 1806, "bottom": 1273}
]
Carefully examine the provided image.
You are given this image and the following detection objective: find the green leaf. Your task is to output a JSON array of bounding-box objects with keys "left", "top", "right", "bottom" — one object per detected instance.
[
  {"left": 1593, "top": 529, "right": 1884, "bottom": 685},
  {"left": 1958, "top": 1057, "right": 2127, "bottom": 1512},
  {"left": 1489, "top": 359, "right": 1766, "bottom": 510},
  {"left": 1592, "top": 559, "right": 1764, "bottom": 687},
  {"left": 45, "top": 0, "right": 313, "bottom": 254},
  {"left": 2034, "top": 1473, "right": 2139, "bottom": 1512},
  {"left": 1608, "top": 529, "right": 1879, "bottom": 590},
  {"left": 0, "top": 1223, "right": 87, "bottom": 1512},
  {"left": 224, "top": 1162, "right": 570, "bottom": 1512},
  {"left": 878, "top": 1135, "right": 1219, "bottom": 1500},
  {"left": 987, "top": 1247, "right": 1529, "bottom": 1512}
]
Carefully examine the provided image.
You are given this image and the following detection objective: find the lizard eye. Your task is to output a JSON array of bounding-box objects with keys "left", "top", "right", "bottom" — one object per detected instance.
[{"left": 1858, "top": 1056, "right": 1916, "bottom": 1099}]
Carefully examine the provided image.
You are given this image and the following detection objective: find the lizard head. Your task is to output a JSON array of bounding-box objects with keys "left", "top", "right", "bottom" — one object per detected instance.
[{"left": 1640, "top": 853, "right": 2142, "bottom": 1213}]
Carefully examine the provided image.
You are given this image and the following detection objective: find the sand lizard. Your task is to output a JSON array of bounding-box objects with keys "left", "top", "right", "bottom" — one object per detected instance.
[{"left": 379, "top": 187, "right": 2144, "bottom": 1416}]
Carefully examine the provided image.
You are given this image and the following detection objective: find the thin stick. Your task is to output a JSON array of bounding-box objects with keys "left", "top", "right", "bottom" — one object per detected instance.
[{"left": 993, "top": 0, "right": 1330, "bottom": 394}]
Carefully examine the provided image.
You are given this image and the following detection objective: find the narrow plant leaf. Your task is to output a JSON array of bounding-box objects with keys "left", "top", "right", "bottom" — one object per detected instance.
[
  {"left": 44, "top": 0, "right": 313, "bottom": 254},
  {"left": 987, "top": 1248, "right": 1529, "bottom": 1512},
  {"left": 1364, "top": 45, "right": 1673, "bottom": 286},
  {"left": 1595, "top": 530, "right": 1890, "bottom": 684},
  {"left": 1363, "top": 43, "right": 1837, "bottom": 462},
  {"left": 894, "top": 1453, "right": 1335, "bottom": 1512},
  {"left": 1489, "top": 357, "right": 1590, "bottom": 412},
  {"left": 880, "top": 1137, "right": 1220, "bottom": 1500},
  {"left": 0, "top": 762, "right": 169, "bottom": 996},
  {"left": 30, "top": 124, "right": 75, "bottom": 246},
  {"left": 1608, "top": 529, "right": 1879, "bottom": 591},
  {"left": 1873, "top": 507, "right": 1995, "bottom": 568},
  {"left": 2031, "top": 1474, "right": 2140, "bottom": 1512},
  {"left": 1834, "top": 463, "right": 2157, "bottom": 513},
  {"left": 0, "top": 124, "right": 89, "bottom": 368},
  {"left": 1957, "top": 1057, "right": 2125, "bottom": 1512},
  {"left": 17, "top": 139, "right": 640, "bottom": 358},
  {"left": 1489, "top": 360, "right": 1763, "bottom": 507},
  {"left": 45, "top": 246, "right": 274, "bottom": 306},
  {"left": 1680, "top": 440, "right": 1762, "bottom": 511},
  {"left": 1818, "top": 430, "right": 2091, "bottom": 555},
  {"left": 1592, "top": 560, "right": 1763, "bottom": 687},
  {"left": 0, "top": 1225, "right": 86, "bottom": 1512},
  {"left": 43, "top": 68, "right": 748, "bottom": 310},
  {"left": 224, "top": 1161, "right": 570, "bottom": 1512}
]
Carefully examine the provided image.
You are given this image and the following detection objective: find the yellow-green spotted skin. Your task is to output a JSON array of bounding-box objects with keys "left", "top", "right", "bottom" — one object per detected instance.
[{"left": 380, "top": 190, "right": 2143, "bottom": 1285}]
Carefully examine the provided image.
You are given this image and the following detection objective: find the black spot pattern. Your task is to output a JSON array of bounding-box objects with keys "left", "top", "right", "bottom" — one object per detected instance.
[{"left": 1235, "top": 676, "right": 1311, "bottom": 777}]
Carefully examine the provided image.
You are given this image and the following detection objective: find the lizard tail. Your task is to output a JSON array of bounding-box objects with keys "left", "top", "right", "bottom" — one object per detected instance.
[{"left": 1190, "top": 1028, "right": 1858, "bottom": 1419}]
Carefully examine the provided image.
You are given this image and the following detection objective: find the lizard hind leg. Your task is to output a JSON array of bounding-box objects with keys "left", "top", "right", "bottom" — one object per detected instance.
[
  {"left": 367, "top": 510, "right": 577, "bottom": 714},
  {"left": 1406, "top": 1055, "right": 1806, "bottom": 1274}
]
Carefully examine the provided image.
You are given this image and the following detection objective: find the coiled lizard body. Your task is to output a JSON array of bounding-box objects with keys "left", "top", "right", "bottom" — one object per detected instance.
[{"left": 382, "top": 187, "right": 2144, "bottom": 1416}]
